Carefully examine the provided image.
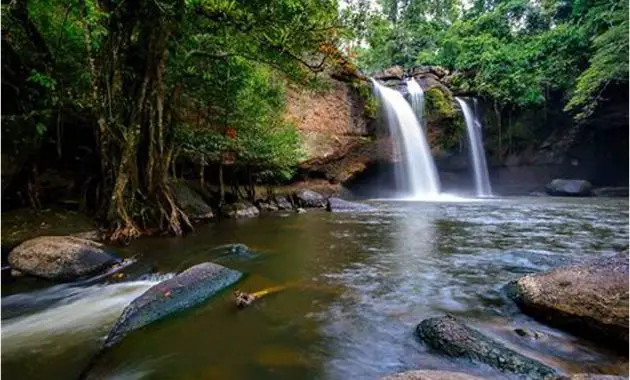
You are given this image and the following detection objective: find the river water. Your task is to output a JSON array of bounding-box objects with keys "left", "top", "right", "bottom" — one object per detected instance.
[{"left": 2, "top": 197, "right": 628, "bottom": 379}]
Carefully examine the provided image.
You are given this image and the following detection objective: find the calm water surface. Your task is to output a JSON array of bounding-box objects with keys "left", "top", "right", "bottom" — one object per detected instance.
[{"left": 2, "top": 196, "right": 628, "bottom": 379}]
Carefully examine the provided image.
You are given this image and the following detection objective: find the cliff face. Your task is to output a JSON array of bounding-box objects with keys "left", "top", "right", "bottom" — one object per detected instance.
[{"left": 286, "top": 78, "right": 394, "bottom": 184}]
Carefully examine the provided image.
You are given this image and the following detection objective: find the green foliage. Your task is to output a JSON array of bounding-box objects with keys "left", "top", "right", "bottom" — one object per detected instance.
[
  {"left": 565, "top": 0, "right": 629, "bottom": 119},
  {"left": 345, "top": 0, "right": 628, "bottom": 121},
  {"left": 174, "top": 57, "right": 303, "bottom": 181},
  {"left": 425, "top": 87, "right": 457, "bottom": 119}
]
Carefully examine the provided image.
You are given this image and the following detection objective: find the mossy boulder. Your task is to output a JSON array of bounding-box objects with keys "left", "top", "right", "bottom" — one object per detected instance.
[{"left": 425, "top": 87, "right": 457, "bottom": 120}]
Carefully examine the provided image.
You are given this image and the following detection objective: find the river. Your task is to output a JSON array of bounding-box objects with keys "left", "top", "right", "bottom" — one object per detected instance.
[{"left": 2, "top": 196, "right": 628, "bottom": 379}]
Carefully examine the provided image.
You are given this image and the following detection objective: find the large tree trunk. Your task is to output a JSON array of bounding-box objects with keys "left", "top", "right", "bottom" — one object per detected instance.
[{"left": 91, "top": 0, "right": 191, "bottom": 242}]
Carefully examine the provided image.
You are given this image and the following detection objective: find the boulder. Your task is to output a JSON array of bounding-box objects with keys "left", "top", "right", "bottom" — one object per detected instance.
[
  {"left": 171, "top": 181, "right": 215, "bottom": 220},
  {"left": 256, "top": 201, "right": 279, "bottom": 212},
  {"left": 273, "top": 195, "right": 294, "bottom": 210},
  {"left": 416, "top": 315, "right": 558, "bottom": 378},
  {"left": 296, "top": 207, "right": 307, "bottom": 214},
  {"left": 592, "top": 187, "right": 629, "bottom": 197},
  {"left": 326, "top": 197, "right": 374, "bottom": 212},
  {"left": 294, "top": 189, "right": 326, "bottom": 208},
  {"left": 7, "top": 236, "right": 119, "bottom": 281},
  {"left": 545, "top": 179, "right": 592, "bottom": 196},
  {"left": 103, "top": 262, "right": 242, "bottom": 349},
  {"left": 505, "top": 252, "right": 628, "bottom": 349},
  {"left": 220, "top": 201, "right": 260, "bottom": 219},
  {"left": 373, "top": 65, "right": 404, "bottom": 80},
  {"left": 381, "top": 370, "right": 483, "bottom": 380}
]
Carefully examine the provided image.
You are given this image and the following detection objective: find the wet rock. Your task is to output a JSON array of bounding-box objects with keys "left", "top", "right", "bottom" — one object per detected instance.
[
  {"left": 416, "top": 315, "right": 559, "bottom": 378},
  {"left": 326, "top": 197, "right": 374, "bottom": 212},
  {"left": 506, "top": 252, "right": 629, "bottom": 350},
  {"left": 103, "top": 262, "right": 242, "bottom": 349},
  {"left": 220, "top": 201, "right": 260, "bottom": 219},
  {"left": 296, "top": 207, "right": 307, "bottom": 214},
  {"left": 568, "top": 375, "right": 628, "bottom": 380},
  {"left": 381, "top": 370, "right": 483, "bottom": 380},
  {"left": 545, "top": 179, "right": 592, "bottom": 196},
  {"left": 514, "top": 327, "right": 547, "bottom": 340},
  {"left": 592, "top": 187, "right": 629, "bottom": 197},
  {"left": 273, "top": 195, "right": 294, "bottom": 210},
  {"left": 256, "top": 201, "right": 279, "bottom": 212},
  {"left": 171, "top": 181, "right": 215, "bottom": 220},
  {"left": 7, "top": 236, "right": 119, "bottom": 281},
  {"left": 293, "top": 189, "right": 326, "bottom": 208}
]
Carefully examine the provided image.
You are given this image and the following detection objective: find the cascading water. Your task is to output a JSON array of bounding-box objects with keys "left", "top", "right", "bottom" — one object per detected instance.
[
  {"left": 407, "top": 78, "right": 425, "bottom": 130},
  {"left": 371, "top": 79, "right": 440, "bottom": 199},
  {"left": 455, "top": 97, "right": 492, "bottom": 197}
]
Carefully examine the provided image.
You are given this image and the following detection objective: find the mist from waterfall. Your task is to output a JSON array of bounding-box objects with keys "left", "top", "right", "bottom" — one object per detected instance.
[
  {"left": 371, "top": 79, "right": 440, "bottom": 199},
  {"left": 407, "top": 78, "right": 425, "bottom": 130},
  {"left": 455, "top": 97, "right": 492, "bottom": 197}
]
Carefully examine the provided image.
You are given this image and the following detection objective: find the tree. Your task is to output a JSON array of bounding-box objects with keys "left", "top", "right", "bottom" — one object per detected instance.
[{"left": 2, "top": 0, "right": 342, "bottom": 241}]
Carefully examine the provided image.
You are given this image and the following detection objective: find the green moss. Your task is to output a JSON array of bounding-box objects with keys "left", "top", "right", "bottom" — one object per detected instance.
[
  {"left": 425, "top": 87, "right": 457, "bottom": 119},
  {"left": 353, "top": 79, "right": 378, "bottom": 119}
]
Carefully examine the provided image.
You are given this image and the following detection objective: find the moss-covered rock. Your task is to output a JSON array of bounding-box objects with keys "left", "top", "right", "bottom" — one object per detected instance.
[{"left": 425, "top": 87, "right": 457, "bottom": 120}]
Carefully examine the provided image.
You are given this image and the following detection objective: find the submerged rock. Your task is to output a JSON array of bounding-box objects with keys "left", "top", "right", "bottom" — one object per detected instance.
[
  {"left": 326, "top": 197, "right": 374, "bottom": 212},
  {"left": 103, "top": 262, "right": 242, "bottom": 349},
  {"left": 505, "top": 252, "right": 629, "bottom": 350},
  {"left": 210, "top": 243, "right": 258, "bottom": 261},
  {"left": 592, "top": 187, "right": 629, "bottom": 197},
  {"left": 416, "top": 315, "right": 559, "bottom": 378},
  {"left": 293, "top": 189, "right": 326, "bottom": 208},
  {"left": 545, "top": 179, "right": 592, "bottom": 196},
  {"left": 171, "top": 181, "right": 215, "bottom": 220},
  {"left": 381, "top": 370, "right": 483, "bottom": 380},
  {"left": 7, "top": 236, "right": 119, "bottom": 281},
  {"left": 220, "top": 201, "right": 260, "bottom": 219}
]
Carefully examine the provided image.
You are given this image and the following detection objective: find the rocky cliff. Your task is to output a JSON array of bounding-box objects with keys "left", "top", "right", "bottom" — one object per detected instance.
[{"left": 286, "top": 77, "right": 395, "bottom": 185}]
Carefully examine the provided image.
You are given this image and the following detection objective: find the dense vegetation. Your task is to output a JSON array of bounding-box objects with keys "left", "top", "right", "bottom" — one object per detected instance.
[
  {"left": 2, "top": 0, "right": 344, "bottom": 239},
  {"left": 345, "top": 0, "right": 628, "bottom": 153},
  {"left": 2, "top": 0, "right": 627, "bottom": 238}
]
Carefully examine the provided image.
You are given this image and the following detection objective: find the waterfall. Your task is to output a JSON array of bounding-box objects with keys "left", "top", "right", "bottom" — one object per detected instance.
[
  {"left": 371, "top": 79, "right": 440, "bottom": 199},
  {"left": 455, "top": 97, "right": 492, "bottom": 197},
  {"left": 407, "top": 78, "right": 425, "bottom": 130}
]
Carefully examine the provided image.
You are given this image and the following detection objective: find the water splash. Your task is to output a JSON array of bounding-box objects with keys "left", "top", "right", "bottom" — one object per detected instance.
[
  {"left": 407, "top": 78, "right": 425, "bottom": 130},
  {"left": 1, "top": 274, "right": 173, "bottom": 355},
  {"left": 371, "top": 79, "right": 440, "bottom": 199},
  {"left": 455, "top": 97, "right": 492, "bottom": 197}
]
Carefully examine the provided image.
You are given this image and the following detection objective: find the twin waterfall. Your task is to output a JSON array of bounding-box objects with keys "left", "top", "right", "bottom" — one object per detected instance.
[
  {"left": 371, "top": 79, "right": 440, "bottom": 199},
  {"left": 372, "top": 78, "right": 492, "bottom": 199}
]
